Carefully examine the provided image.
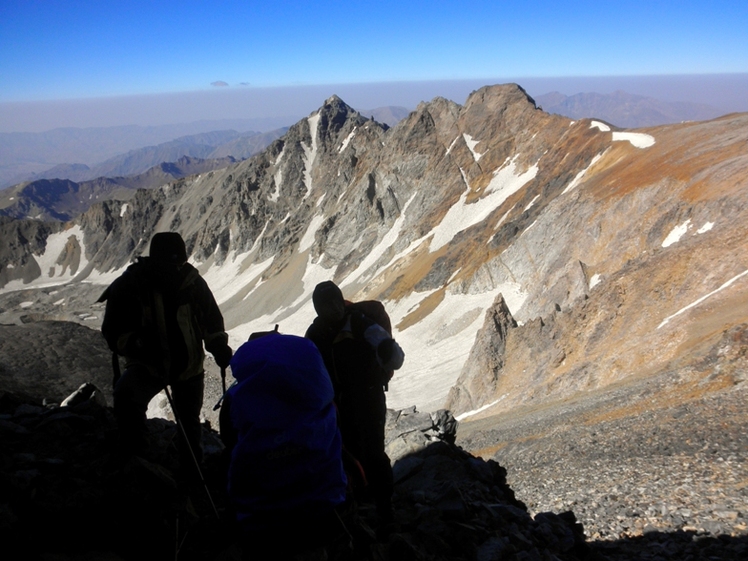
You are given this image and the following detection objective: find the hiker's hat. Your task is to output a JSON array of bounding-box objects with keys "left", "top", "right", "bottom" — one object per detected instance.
[
  {"left": 149, "top": 232, "right": 188, "bottom": 265},
  {"left": 313, "top": 281, "right": 345, "bottom": 322}
]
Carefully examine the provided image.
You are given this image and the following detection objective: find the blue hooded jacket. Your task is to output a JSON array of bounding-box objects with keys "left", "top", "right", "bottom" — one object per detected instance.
[{"left": 225, "top": 333, "right": 347, "bottom": 523}]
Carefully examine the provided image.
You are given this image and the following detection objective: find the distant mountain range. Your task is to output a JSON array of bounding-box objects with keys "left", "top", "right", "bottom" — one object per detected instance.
[
  {"left": 0, "top": 127, "right": 288, "bottom": 189},
  {"left": 0, "top": 155, "right": 244, "bottom": 221},
  {"left": 534, "top": 90, "right": 724, "bottom": 128},
  {"left": 0, "top": 93, "right": 723, "bottom": 191},
  {"left": 0, "top": 107, "right": 410, "bottom": 189}
]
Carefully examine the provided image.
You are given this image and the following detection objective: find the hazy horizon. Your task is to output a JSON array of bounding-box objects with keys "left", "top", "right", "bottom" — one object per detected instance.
[
  {"left": 1, "top": 73, "right": 748, "bottom": 134},
  {"left": 2, "top": 2, "right": 746, "bottom": 133}
]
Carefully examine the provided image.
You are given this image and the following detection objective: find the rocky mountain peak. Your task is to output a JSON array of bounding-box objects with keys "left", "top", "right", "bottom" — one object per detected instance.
[
  {"left": 464, "top": 82, "right": 538, "bottom": 111},
  {"left": 1, "top": 84, "right": 746, "bottom": 422}
]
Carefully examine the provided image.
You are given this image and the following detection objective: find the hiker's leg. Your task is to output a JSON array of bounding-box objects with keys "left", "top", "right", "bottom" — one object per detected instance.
[
  {"left": 113, "top": 365, "right": 164, "bottom": 455},
  {"left": 369, "top": 396, "right": 394, "bottom": 523},
  {"left": 171, "top": 372, "right": 205, "bottom": 467},
  {"left": 351, "top": 388, "right": 394, "bottom": 522}
]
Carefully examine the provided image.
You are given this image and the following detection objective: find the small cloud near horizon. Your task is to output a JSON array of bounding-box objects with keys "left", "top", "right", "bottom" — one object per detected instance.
[
  {"left": 211, "top": 81, "right": 229, "bottom": 87},
  {"left": 239, "top": 82, "right": 250, "bottom": 86}
]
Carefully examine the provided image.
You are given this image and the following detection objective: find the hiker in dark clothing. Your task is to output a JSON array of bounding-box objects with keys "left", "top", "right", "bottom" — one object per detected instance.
[
  {"left": 99, "top": 232, "right": 232, "bottom": 468},
  {"left": 220, "top": 332, "right": 349, "bottom": 560},
  {"left": 305, "top": 280, "right": 405, "bottom": 526}
]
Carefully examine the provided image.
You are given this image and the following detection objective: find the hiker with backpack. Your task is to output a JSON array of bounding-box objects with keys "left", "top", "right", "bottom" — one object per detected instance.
[
  {"left": 99, "top": 232, "right": 232, "bottom": 472},
  {"left": 219, "top": 331, "right": 349, "bottom": 559},
  {"left": 305, "top": 280, "right": 405, "bottom": 528}
]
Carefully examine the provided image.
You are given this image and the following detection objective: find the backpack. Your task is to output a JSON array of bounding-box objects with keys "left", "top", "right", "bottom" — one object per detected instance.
[
  {"left": 344, "top": 300, "right": 392, "bottom": 336},
  {"left": 344, "top": 299, "right": 395, "bottom": 387}
]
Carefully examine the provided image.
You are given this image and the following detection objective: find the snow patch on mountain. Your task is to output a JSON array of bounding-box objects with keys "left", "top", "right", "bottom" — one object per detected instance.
[
  {"left": 662, "top": 219, "right": 692, "bottom": 247},
  {"left": 299, "top": 214, "right": 326, "bottom": 253},
  {"left": 342, "top": 194, "right": 417, "bottom": 286},
  {"left": 301, "top": 113, "right": 321, "bottom": 198},
  {"left": 3, "top": 226, "right": 90, "bottom": 291},
  {"left": 339, "top": 128, "right": 356, "bottom": 152},
  {"left": 463, "top": 134, "right": 483, "bottom": 161},
  {"left": 613, "top": 131, "right": 655, "bottom": 148},
  {"left": 227, "top": 255, "right": 333, "bottom": 346},
  {"left": 386, "top": 286, "right": 522, "bottom": 411},
  {"left": 201, "top": 252, "right": 274, "bottom": 306},
  {"left": 430, "top": 157, "right": 538, "bottom": 252}
]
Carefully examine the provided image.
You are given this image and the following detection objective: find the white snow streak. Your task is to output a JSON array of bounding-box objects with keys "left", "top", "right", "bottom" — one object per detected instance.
[
  {"left": 339, "top": 128, "right": 356, "bottom": 152},
  {"left": 341, "top": 194, "right": 417, "bottom": 286},
  {"left": 301, "top": 113, "right": 321, "bottom": 198},
  {"left": 429, "top": 156, "right": 538, "bottom": 252},
  {"left": 299, "top": 214, "right": 325, "bottom": 253},
  {"left": 590, "top": 121, "right": 611, "bottom": 132},
  {"left": 562, "top": 152, "right": 604, "bottom": 194},
  {"left": 657, "top": 270, "right": 748, "bottom": 329},
  {"left": 698, "top": 222, "right": 714, "bottom": 234},
  {"left": 524, "top": 195, "right": 540, "bottom": 212},
  {"left": 269, "top": 144, "right": 286, "bottom": 202},
  {"left": 463, "top": 134, "right": 483, "bottom": 161},
  {"left": 120, "top": 204, "right": 128, "bottom": 217},
  {"left": 455, "top": 395, "right": 508, "bottom": 421}
]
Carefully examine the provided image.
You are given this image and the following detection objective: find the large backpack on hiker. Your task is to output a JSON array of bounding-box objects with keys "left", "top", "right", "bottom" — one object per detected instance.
[
  {"left": 220, "top": 332, "right": 347, "bottom": 522},
  {"left": 344, "top": 300, "right": 396, "bottom": 388},
  {"left": 98, "top": 256, "right": 229, "bottom": 385}
]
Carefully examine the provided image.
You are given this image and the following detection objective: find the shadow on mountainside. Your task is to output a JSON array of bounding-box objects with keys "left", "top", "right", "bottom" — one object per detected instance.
[
  {"left": 1, "top": 387, "right": 601, "bottom": 560},
  {"left": 2, "top": 381, "right": 746, "bottom": 560},
  {"left": 591, "top": 530, "right": 748, "bottom": 560}
]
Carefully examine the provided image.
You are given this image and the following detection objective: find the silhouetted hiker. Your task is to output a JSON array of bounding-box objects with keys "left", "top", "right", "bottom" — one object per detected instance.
[
  {"left": 220, "top": 331, "right": 349, "bottom": 560},
  {"left": 99, "top": 232, "right": 232, "bottom": 471},
  {"left": 305, "top": 280, "right": 405, "bottom": 528}
]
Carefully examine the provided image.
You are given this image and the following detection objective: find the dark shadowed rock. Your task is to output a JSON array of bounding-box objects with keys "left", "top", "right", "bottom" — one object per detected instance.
[{"left": 0, "top": 387, "right": 595, "bottom": 561}]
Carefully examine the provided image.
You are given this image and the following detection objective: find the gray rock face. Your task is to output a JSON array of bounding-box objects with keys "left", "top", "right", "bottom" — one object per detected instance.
[
  {"left": 447, "top": 294, "right": 517, "bottom": 413},
  {"left": 0, "top": 321, "right": 113, "bottom": 405}
]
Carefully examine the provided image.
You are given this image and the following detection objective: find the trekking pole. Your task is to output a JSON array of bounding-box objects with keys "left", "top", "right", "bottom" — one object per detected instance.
[
  {"left": 162, "top": 383, "right": 220, "bottom": 519},
  {"left": 213, "top": 367, "right": 227, "bottom": 411}
]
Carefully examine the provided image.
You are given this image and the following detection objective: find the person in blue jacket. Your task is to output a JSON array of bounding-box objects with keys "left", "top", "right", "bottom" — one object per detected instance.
[{"left": 220, "top": 331, "right": 348, "bottom": 559}]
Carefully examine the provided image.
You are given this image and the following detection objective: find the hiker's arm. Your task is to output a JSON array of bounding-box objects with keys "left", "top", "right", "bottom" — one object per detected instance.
[{"left": 195, "top": 277, "right": 232, "bottom": 367}]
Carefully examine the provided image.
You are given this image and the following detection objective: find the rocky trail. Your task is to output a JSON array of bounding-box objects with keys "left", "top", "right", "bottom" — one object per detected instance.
[{"left": 457, "top": 371, "right": 748, "bottom": 560}]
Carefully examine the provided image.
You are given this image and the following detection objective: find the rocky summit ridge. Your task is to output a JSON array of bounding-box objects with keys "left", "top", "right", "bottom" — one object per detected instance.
[{"left": 1, "top": 83, "right": 746, "bottom": 418}]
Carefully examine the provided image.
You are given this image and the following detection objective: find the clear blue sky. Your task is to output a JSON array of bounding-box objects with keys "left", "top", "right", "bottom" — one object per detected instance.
[{"left": 1, "top": 1, "right": 747, "bottom": 131}]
